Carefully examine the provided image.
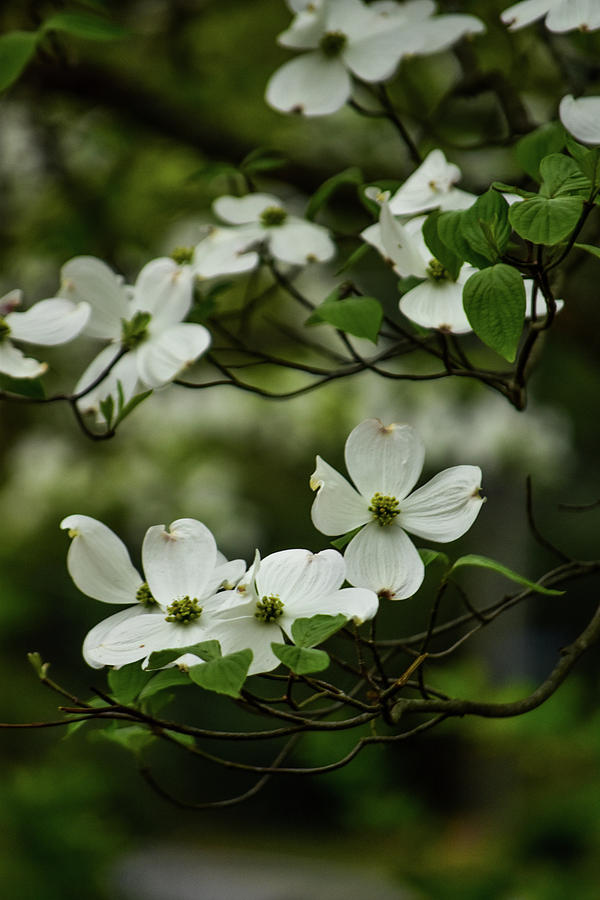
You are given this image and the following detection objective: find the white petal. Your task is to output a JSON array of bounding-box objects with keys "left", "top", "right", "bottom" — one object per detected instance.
[
  {"left": 132, "top": 258, "right": 194, "bottom": 330},
  {"left": 326, "top": 0, "right": 375, "bottom": 38},
  {"left": 400, "top": 465, "right": 484, "bottom": 541},
  {"left": 343, "top": 23, "right": 419, "bottom": 81},
  {"left": 60, "top": 256, "right": 128, "bottom": 340},
  {"left": 278, "top": 2, "right": 327, "bottom": 48},
  {"left": 256, "top": 548, "right": 346, "bottom": 608},
  {"left": 213, "top": 194, "right": 282, "bottom": 225},
  {"left": 399, "top": 278, "right": 472, "bottom": 333},
  {"left": 500, "top": 0, "right": 550, "bottom": 30},
  {"left": 559, "top": 94, "right": 600, "bottom": 145},
  {"left": 379, "top": 203, "right": 428, "bottom": 276},
  {"left": 280, "top": 585, "right": 378, "bottom": 628},
  {"left": 345, "top": 523, "right": 425, "bottom": 599},
  {"left": 61, "top": 514, "right": 143, "bottom": 604},
  {"left": 388, "top": 149, "right": 461, "bottom": 216},
  {"left": 205, "top": 558, "right": 247, "bottom": 593},
  {"left": 83, "top": 605, "right": 149, "bottom": 668},
  {"left": 269, "top": 219, "right": 336, "bottom": 265},
  {"left": 135, "top": 323, "right": 211, "bottom": 388},
  {"left": 212, "top": 616, "right": 279, "bottom": 675},
  {"left": 0, "top": 289, "right": 22, "bottom": 315},
  {"left": 74, "top": 347, "right": 139, "bottom": 421},
  {"left": 6, "top": 298, "right": 90, "bottom": 346},
  {"left": 0, "top": 341, "right": 46, "bottom": 378},
  {"left": 345, "top": 417, "right": 425, "bottom": 501},
  {"left": 547, "top": 0, "right": 600, "bottom": 32},
  {"left": 89, "top": 614, "right": 210, "bottom": 667},
  {"left": 415, "top": 14, "right": 485, "bottom": 54},
  {"left": 266, "top": 52, "right": 352, "bottom": 116},
  {"left": 142, "top": 518, "right": 217, "bottom": 608},
  {"left": 310, "top": 455, "right": 371, "bottom": 535},
  {"left": 193, "top": 227, "right": 260, "bottom": 278}
]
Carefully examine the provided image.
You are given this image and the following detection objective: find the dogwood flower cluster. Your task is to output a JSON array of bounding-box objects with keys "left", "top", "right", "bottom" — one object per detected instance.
[
  {"left": 311, "top": 418, "right": 484, "bottom": 599},
  {"left": 59, "top": 256, "right": 211, "bottom": 418},
  {"left": 266, "top": 0, "right": 484, "bottom": 116},
  {"left": 501, "top": 0, "right": 600, "bottom": 33},
  {"left": 63, "top": 418, "right": 483, "bottom": 677},
  {"left": 62, "top": 515, "right": 378, "bottom": 674},
  {"left": 0, "top": 288, "right": 90, "bottom": 379},
  {"left": 190, "top": 191, "right": 337, "bottom": 285}
]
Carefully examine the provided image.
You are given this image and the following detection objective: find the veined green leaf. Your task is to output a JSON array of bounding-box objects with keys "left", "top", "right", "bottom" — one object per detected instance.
[
  {"left": 291, "top": 614, "right": 347, "bottom": 649},
  {"left": 188, "top": 649, "right": 252, "bottom": 697},
  {"left": 509, "top": 196, "right": 583, "bottom": 246},
  {"left": 463, "top": 264, "right": 526, "bottom": 362},
  {"left": 146, "top": 640, "right": 221, "bottom": 671},
  {"left": 271, "top": 643, "right": 330, "bottom": 675},
  {"left": 449, "top": 554, "right": 564, "bottom": 596},
  {"left": 306, "top": 291, "right": 382, "bottom": 343}
]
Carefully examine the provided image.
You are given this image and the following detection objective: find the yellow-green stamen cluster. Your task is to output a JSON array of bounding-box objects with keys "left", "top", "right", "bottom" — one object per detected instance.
[
  {"left": 165, "top": 595, "right": 202, "bottom": 623},
  {"left": 260, "top": 206, "right": 287, "bottom": 227},
  {"left": 255, "top": 594, "right": 284, "bottom": 623},
  {"left": 427, "top": 259, "right": 451, "bottom": 282},
  {"left": 0, "top": 316, "right": 10, "bottom": 339},
  {"left": 170, "top": 246, "right": 194, "bottom": 265},
  {"left": 369, "top": 492, "right": 400, "bottom": 526},
  {"left": 319, "top": 30, "right": 347, "bottom": 57},
  {"left": 121, "top": 311, "right": 151, "bottom": 349},
  {"left": 136, "top": 582, "right": 157, "bottom": 608}
]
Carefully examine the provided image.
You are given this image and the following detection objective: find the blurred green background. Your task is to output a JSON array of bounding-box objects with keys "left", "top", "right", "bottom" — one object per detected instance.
[{"left": 1, "top": 0, "right": 600, "bottom": 897}]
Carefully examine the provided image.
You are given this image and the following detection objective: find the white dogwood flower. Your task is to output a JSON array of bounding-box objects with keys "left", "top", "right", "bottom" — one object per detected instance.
[
  {"left": 387, "top": 149, "right": 476, "bottom": 217},
  {"left": 60, "top": 256, "right": 211, "bottom": 417},
  {"left": 310, "top": 418, "right": 483, "bottom": 600},
  {"left": 208, "top": 548, "right": 378, "bottom": 674},
  {"left": 559, "top": 94, "right": 600, "bottom": 146},
  {"left": 212, "top": 193, "right": 336, "bottom": 266},
  {"left": 266, "top": 0, "right": 484, "bottom": 116},
  {"left": 362, "top": 204, "right": 476, "bottom": 333},
  {"left": 62, "top": 515, "right": 244, "bottom": 668},
  {"left": 0, "top": 289, "right": 90, "bottom": 379},
  {"left": 501, "top": 0, "right": 600, "bottom": 32},
  {"left": 192, "top": 225, "right": 260, "bottom": 279}
]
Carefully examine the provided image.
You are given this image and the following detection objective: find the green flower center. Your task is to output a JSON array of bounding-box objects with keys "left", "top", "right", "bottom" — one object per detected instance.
[
  {"left": 369, "top": 492, "right": 400, "bottom": 526},
  {"left": 260, "top": 206, "right": 287, "bottom": 227},
  {"left": 170, "top": 246, "right": 194, "bottom": 265},
  {"left": 0, "top": 316, "right": 11, "bottom": 339},
  {"left": 255, "top": 594, "right": 284, "bottom": 623},
  {"left": 165, "top": 596, "right": 202, "bottom": 624},
  {"left": 319, "top": 30, "right": 347, "bottom": 57},
  {"left": 136, "top": 582, "right": 157, "bottom": 608},
  {"left": 121, "top": 311, "right": 151, "bottom": 349},
  {"left": 427, "top": 259, "right": 451, "bottom": 282}
]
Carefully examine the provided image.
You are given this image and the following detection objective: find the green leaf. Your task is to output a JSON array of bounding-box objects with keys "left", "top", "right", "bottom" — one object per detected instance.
[
  {"left": 491, "top": 182, "right": 538, "bottom": 200},
  {"left": 330, "top": 526, "right": 362, "bottom": 550},
  {"left": 240, "top": 147, "right": 286, "bottom": 174},
  {"left": 436, "top": 210, "right": 491, "bottom": 270},
  {"left": 0, "top": 372, "right": 45, "bottom": 398},
  {"left": 188, "top": 649, "right": 252, "bottom": 698},
  {"left": 271, "top": 643, "right": 330, "bottom": 675},
  {"left": 99, "top": 394, "right": 114, "bottom": 429},
  {"left": 146, "top": 640, "right": 221, "bottom": 671},
  {"left": 138, "top": 668, "right": 191, "bottom": 700},
  {"left": 515, "top": 122, "right": 565, "bottom": 180},
  {"left": 449, "top": 554, "right": 564, "bottom": 596},
  {"left": 27, "top": 651, "right": 49, "bottom": 679},
  {"left": 306, "top": 291, "right": 382, "bottom": 343},
  {"left": 0, "top": 31, "right": 38, "bottom": 92},
  {"left": 508, "top": 196, "right": 583, "bottom": 245},
  {"left": 291, "top": 614, "right": 347, "bottom": 649},
  {"left": 306, "top": 167, "right": 363, "bottom": 220},
  {"left": 460, "top": 190, "right": 511, "bottom": 263},
  {"left": 463, "top": 264, "right": 526, "bottom": 362},
  {"left": 93, "top": 724, "right": 156, "bottom": 754},
  {"left": 335, "top": 242, "right": 371, "bottom": 275},
  {"left": 419, "top": 549, "right": 450, "bottom": 569},
  {"left": 575, "top": 242, "right": 600, "bottom": 260},
  {"left": 113, "top": 388, "right": 153, "bottom": 428},
  {"left": 422, "top": 210, "right": 463, "bottom": 280},
  {"left": 538, "top": 154, "right": 590, "bottom": 198},
  {"left": 42, "top": 12, "right": 130, "bottom": 40},
  {"left": 107, "top": 662, "right": 152, "bottom": 704},
  {"left": 565, "top": 134, "right": 592, "bottom": 167},
  {"left": 579, "top": 148, "right": 600, "bottom": 189}
]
